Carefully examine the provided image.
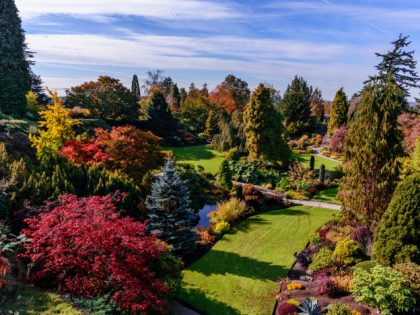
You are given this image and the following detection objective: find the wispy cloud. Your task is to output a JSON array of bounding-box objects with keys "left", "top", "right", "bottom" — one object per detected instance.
[{"left": 16, "top": 0, "right": 241, "bottom": 21}]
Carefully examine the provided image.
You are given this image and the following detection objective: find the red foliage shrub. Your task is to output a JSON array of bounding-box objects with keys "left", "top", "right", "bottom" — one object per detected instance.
[
  {"left": 60, "top": 125, "right": 164, "bottom": 180},
  {"left": 398, "top": 113, "right": 420, "bottom": 152},
  {"left": 330, "top": 125, "right": 348, "bottom": 153},
  {"left": 196, "top": 227, "right": 216, "bottom": 247},
  {"left": 21, "top": 194, "right": 180, "bottom": 313},
  {"left": 315, "top": 275, "right": 339, "bottom": 297},
  {"left": 277, "top": 302, "right": 299, "bottom": 315}
]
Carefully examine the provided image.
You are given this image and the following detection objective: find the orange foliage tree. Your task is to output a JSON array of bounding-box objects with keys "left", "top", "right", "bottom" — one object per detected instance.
[{"left": 60, "top": 126, "right": 164, "bottom": 181}]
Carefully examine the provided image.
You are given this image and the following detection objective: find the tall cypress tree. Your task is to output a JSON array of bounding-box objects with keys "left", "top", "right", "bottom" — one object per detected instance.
[
  {"left": 145, "top": 88, "right": 176, "bottom": 137},
  {"left": 310, "top": 88, "right": 324, "bottom": 123},
  {"left": 339, "top": 75, "right": 404, "bottom": 228},
  {"left": 131, "top": 74, "right": 141, "bottom": 100},
  {"left": 279, "top": 76, "right": 313, "bottom": 136},
  {"left": 244, "top": 84, "right": 291, "bottom": 163},
  {"left": 0, "top": 0, "right": 31, "bottom": 117},
  {"left": 328, "top": 87, "right": 349, "bottom": 135},
  {"left": 146, "top": 158, "right": 199, "bottom": 256}
]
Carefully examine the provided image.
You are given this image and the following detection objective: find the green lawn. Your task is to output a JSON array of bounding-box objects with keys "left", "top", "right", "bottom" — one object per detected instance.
[
  {"left": 2, "top": 286, "right": 82, "bottom": 315},
  {"left": 312, "top": 187, "right": 341, "bottom": 204},
  {"left": 179, "top": 206, "right": 335, "bottom": 315},
  {"left": 167, "top": 145, "right": 225, "bottom": 174},
  {"left": 291, "top": 153, "right": 341, "bottom": 171}
]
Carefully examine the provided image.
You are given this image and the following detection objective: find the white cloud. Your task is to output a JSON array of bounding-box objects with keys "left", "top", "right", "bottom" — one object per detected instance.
[{"left": 15, "top": 0, "right": 240, "bottom": 21}]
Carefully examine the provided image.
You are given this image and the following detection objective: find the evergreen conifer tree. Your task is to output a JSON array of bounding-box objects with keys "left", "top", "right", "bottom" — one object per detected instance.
[
  {"left": 0, "top": 0, "right": 31, "bottom": 117},
  {"left": 319, "top": 164, "right": 325, "bottom": 184},
  {"left": 366, "top": 34, "right": 420, "bottom": 98},
  {"left": 310, "top": 156, "right": 315, "bottom": 171},
  {"left": 219, "top": 159, "right": 232, "bottom": 190},
  {"left": 373, "top": 174, "right": 419, "bottom": 265},
  {"left": 328, "top": 88, "right": 349, "bottom": 135},
  {"left": 146, "top": 158, "right": 199, "bottom": 256},
  {"left": 145, "top": 88, "right": 176, "bottom": 137},
  {"left": 131, "top": 74, "right": 141, "bottom": 100},
  {"left": 170, "top": 83, "right": 181, "bottom": 112},
  {"left": 204, "top": 110, "right": 217, "bottom": 142},
  {"left": 244, "top": 84, "right": 291, "bottom": 163},
  {"left": 310, "top": 88, "right": 324, "bottom": 123},
  {"left": 279, "top": 76, "right": 313, "bottom": 136},
  {"left": 339, "top": 76, "right": 405, "bottom": 228}
]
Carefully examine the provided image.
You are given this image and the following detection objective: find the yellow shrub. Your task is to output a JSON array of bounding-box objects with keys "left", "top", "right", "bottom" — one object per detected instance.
[
  {"left": 213, "top": 221, "right": 230, "bottom": 235},
  {"left": 287, "top": 299, "right": 300, "bottom": 306},
  {"left": 287, "top": 282, "right": 303, "bottom": 290},
  {"left": 209, "top": 197, "right": 247, "bottom": 225}
]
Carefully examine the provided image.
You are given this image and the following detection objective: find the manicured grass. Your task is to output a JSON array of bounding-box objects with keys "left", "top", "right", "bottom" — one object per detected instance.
[
  {"left": 291, "top": 153, "right": 341, "bottom": 171},
  {"left": 2, "top": 286, "right": 82, "bottom": 315},
  {"left": 166, "top": 145, "right": 225, "bottom": 174},
  {"left": 179, "top": 206, "right": 335, "bottom": 315},
  {"left": 313, "top": 187, "right": 341, "bottom": 204}
]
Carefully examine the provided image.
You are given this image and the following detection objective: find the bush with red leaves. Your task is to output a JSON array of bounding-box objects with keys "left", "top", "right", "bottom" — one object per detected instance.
[
  {"left": 277, "top": 302, "right": 299, "bottom": 315},
  {"left": 315, "top": 275, "right": 339, "bottom": 297},
  {"left": 20, "top": 194, "right": 181, "bottom": 313},
  {"left": 330, "top": 125, "right": 348, "bottom": 153},
  {"left": 60, "top": 125, "right": 164, "bottom": 181}
]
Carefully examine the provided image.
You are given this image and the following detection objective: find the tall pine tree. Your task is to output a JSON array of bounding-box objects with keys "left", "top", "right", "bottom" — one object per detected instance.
[
  {"left": 328, "top": 87, "right": 349, "bottom": 135},
  {"left": 0, "top": 0, "right": 31, "bottom": 117},
  {"left": 366, "top": 34, "right": 420, "bottom": 98},
  {"left": 244, "top": 84, "right": 291, "bottom": 163},
  {"left": 310, "top": 88, "right": 324, "bottom": 123},
  {"left": 279, "top": 76, "right": 313, "bottom": 136},
  {"left": 131, "top": 74, "right": 141, "bottom": 100},
  {"left": 169, "top": 83, "right": 181, "bottom": 112},
  {"left": 146, "top": 158, "right": 199, "bottom": 256},
  {"left": 339, "top": 75, "right": 404, "bottom": 228}
]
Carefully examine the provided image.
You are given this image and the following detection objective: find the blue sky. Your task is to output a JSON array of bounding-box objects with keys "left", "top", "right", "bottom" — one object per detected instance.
[{"left": 16, "top": 0, "right": 420, "bottom": 99}]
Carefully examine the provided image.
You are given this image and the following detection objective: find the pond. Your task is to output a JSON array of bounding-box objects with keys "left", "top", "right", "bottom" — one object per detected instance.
[{"left": 197, "top": 204, "right": 217, "bottom": 228}]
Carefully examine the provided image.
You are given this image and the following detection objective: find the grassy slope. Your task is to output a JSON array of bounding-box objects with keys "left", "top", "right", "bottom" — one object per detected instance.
[
  {"left": 2, "top": 286, "right": 82, "bottom": 315},
  {"left": 179, "top": 206, "right": 335, "bottom": 315},
  {"left": 167, "top": 145, "right": 225, "bottom": 174},
  {"left": 291, "top": 153, "right": 340, "bottom": 171},
  {"left": 312, "top": 187, "right": 341, "bottom": 204}
]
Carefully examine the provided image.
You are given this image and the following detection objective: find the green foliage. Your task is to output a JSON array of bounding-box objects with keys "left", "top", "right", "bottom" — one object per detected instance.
[
  {"left": 211, "top": 111, "right": 246, "bottom": 153},
  {"left": 65, "top": 76, "right": 138, "bottom": 121},
  {"left": 309, "top": 247, "right": 334, "bottom": 271},
  {"left": 74, "top": 296, "right": 118, "bottom": 315},
  {"left": 373, "top": 174, "right": 420, "bottom": 265},
  {"left": 209, "top": 197, "right": 248, "bottom": 227},
  {"left": 333, "top": 238, "right": 365, "bottom": 266},
  {"left": 0, "top": 192, "right": 9, "bottom": 221},
  {"left": 326, "top": 303, "right": 351, "bottom": 315},
  {"left": 144, "top": 88, "right": 176, "bottom": 137},
  {"left": 219, "top": 159, "right": 233, "bottom": 190},
  {"left": 0, "top": 0, "right": 31, "bottom": 118},
  {"left": 352, "top": 260, "right": 378, "bottom": 272},
  {"left": 279, "top": 76, "right": 313, "bottom": 136},
  {"left": 244, "top": 84, "right": 290, "bottom": 163},
  {"left": 131, "top": 74, "right": 141, "bottom": 100},
  {"left": 228, "top": 160, "right": 282, "bottom": 186},
  {"left": 30, "top": 91, "right": 79, "bottom": 161},
  {"left": 393, "top": 261, "right": 420, "bottom": 297},
  {"left": 176, "top": 94, "right": 213, "bottom": 135},
  {"left": 339, "top": 76, "right": 404, "bottom": 227},
  {"left": 328, "top": 88, "right": 349, "bottom": 135},
  {"left": 350, "top": 265, "right": 415, "bottom": 315},
  {"left": 146, "top": 158, "right": 199, "bottom": 256}
]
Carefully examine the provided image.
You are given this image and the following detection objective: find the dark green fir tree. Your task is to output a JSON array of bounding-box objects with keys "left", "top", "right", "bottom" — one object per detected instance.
[
  {"left": 169, "top": 83, "right": 181, "bottom": 112},
  {"left": 0, "top": 0, "right": 31, "bottom": 117},
  {"left": 145, "top": 88, "right": 176, "bottom": 137},
  {"left": 146, "top": 158, "right": 199, "bottom": 256}
]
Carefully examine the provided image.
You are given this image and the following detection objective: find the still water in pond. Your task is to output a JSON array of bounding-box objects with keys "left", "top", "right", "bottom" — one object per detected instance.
[{"left": 197, "top": 204, "right": 217, "bottom": 228}]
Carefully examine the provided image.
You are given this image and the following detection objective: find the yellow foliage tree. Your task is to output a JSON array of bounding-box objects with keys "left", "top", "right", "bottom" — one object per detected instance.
[{"left": 30, "top": 90, "right": 79, "bottom": 161}]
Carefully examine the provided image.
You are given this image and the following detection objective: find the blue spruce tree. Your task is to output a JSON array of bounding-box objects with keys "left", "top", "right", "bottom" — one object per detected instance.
[{"left": 147, "top": 158, "right": 199, "bottom": 256}]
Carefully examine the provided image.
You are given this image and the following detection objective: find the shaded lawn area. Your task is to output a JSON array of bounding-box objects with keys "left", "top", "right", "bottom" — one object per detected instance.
[
  {"left": 312, "top": 187, "right": 341, "bottom": 205},
  {"left": 179, "top": 206, "right": 335, "bottom": 315},
  {"left": 166, "top": 145, "right": 225, "bottom": 174},
  {"left": 2, "top": 286, "right": 82, "bottom": 315},
  {"left": 291, "top": 153, "right": 341, "bottom": 171}
]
